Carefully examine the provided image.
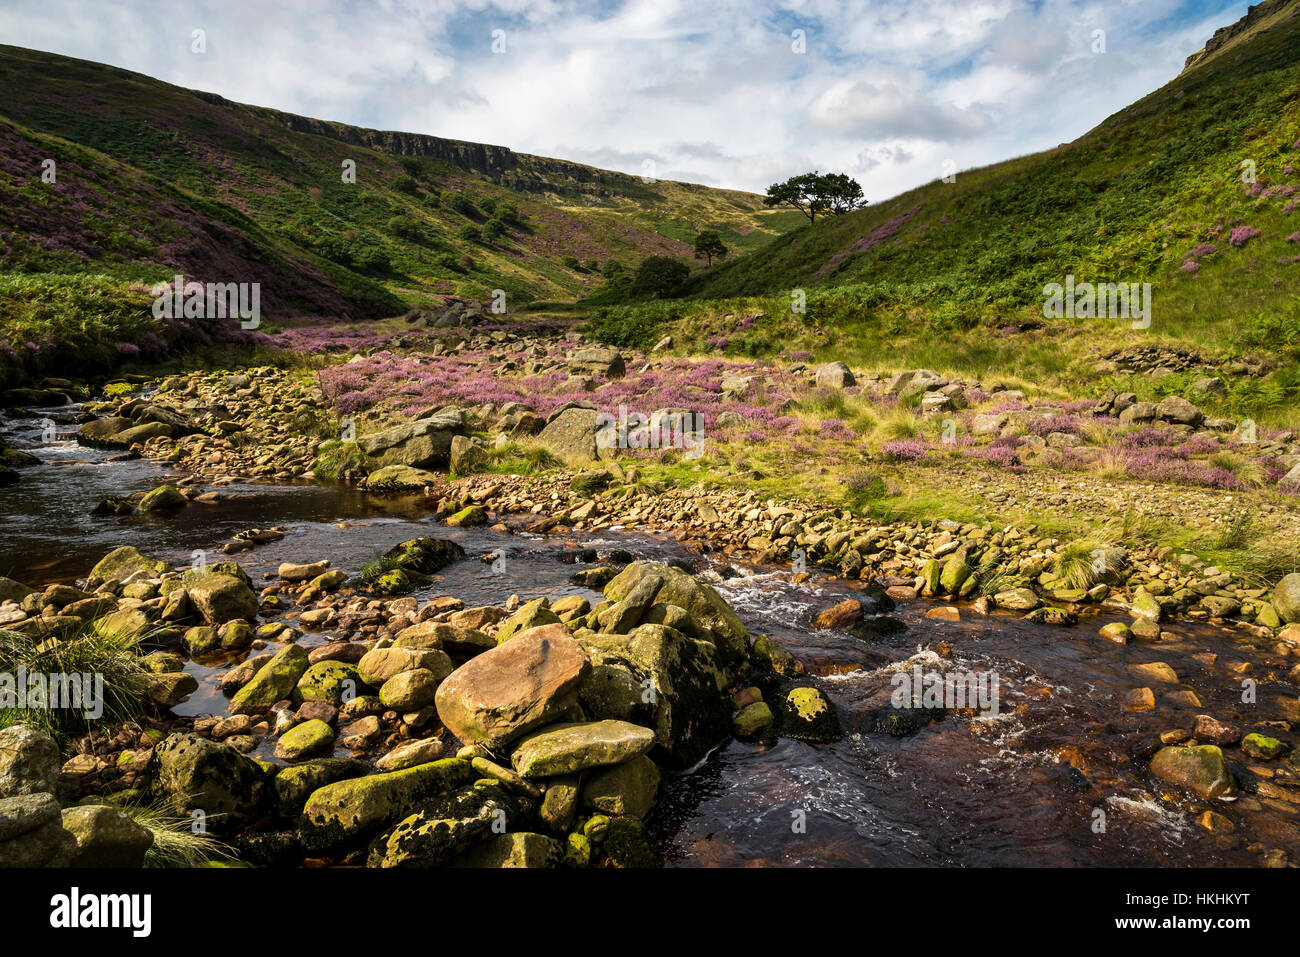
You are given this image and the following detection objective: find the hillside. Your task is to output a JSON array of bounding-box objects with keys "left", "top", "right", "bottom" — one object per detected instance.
[
  {"left": 0, "top": 43, "right": 797, "bottom": 315},
  {"left": 682, "top": 3, "right": 1300, "bottom": 313}
]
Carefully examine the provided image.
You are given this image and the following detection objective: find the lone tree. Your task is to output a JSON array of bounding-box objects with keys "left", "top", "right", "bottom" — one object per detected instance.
[
  {"left": 630, "top": 256, "right": 690, "bottom": 299},
  {"left": 763, "top": 171, "right": 867, "bottom": 223},
  {"left": 694, "top": 230, "right": 728, "bottom": 267}
]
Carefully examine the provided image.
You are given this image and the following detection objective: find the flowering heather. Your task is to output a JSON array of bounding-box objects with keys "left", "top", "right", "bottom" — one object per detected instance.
[
  {"left": 966, "top": 443, "right": 1024, "bottom": 471},
  {"left": 1285, "top": 202, "right": 1299, "bottom": 216},
  {"left": 1229, "top": 226, "right": 1262, "bottom": 247},
  {"left": 789, "top": 350, "right": 813, "bottom": 362},
  {"left": 1287, "top": 232, "right": 1300, "bottom": 243},
  {"left": 116, "top": 342, "right": 140, "bottom": 357},
  {"left": 815, "top": 208, "right": 921, "bottom": 278},
  {"left": 1027, "top": 414, "right": 1081, "bottom": 437},
  {"left": 1180, "top": 259, "right": 1201, "bottom": 273},
  {"left": 881, "top": 439, "right": 929, "bottom": 461}
]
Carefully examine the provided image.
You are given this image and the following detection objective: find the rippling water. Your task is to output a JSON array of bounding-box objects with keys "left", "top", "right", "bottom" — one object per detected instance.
[{"left": 2, "top": 405, "right": 1295, "bottom": 867}]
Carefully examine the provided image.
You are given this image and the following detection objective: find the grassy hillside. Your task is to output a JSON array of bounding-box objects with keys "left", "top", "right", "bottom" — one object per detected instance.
[
  {"left": 0, "top": 44, "right": 794, "bottom": 312},
  {"left": 588, "top": 0, "right": 1300, "bottom": 428}
]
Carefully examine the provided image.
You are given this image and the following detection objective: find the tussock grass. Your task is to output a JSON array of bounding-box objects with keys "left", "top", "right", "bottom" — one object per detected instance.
[{"left": 0, "top": 626, "right": 149, "bottom": 743}]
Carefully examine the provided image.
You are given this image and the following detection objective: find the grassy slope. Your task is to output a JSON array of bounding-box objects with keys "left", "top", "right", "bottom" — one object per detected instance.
[
  {"left": 593, "top": 1, "right": 1300, "bottom": 427},
  {"left": 0, "top": 44, "right": 795, "bottom": 309}
]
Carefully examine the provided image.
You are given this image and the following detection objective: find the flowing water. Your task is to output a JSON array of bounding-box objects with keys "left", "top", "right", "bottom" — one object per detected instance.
[{"left": 2, "top": 405, "right": 1297, "bottom": 867}]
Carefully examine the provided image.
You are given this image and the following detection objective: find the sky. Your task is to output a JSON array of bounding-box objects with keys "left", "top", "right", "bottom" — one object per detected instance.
[{"left": 0, "top": 0, "right": 1251, "bottom": 200}]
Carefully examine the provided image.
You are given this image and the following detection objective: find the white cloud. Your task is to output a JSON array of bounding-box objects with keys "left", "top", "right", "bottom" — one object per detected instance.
[{"left": 0, "top": 0, "right": 1251, "bottom": 200}]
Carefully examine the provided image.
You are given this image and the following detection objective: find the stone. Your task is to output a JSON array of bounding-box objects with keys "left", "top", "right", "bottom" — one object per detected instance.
[
  {"left": 0, "top": 725, "right": 60, "bottom": 797},
  {"left": 1149, "top": 745, "right": 1237, "bottom": 800},
  {"left": 275, "top": 719, "right": 336, "bottom": 760},
  {"left": 60, "top": 804, "right": 154, "bottom": 867},
  {"left": 145, "top": 671, "right": 198, "bottom": 709},
  {"left": 994, "top": 587, "right": 1041, "bottom": 611},
  {"left": 1193, "top": 714, "right": 1241, "bottom": 746},
  {"left": 278, "top": 561, "right": 329, "bottom": 582},
  {"left": 511, "top": 720, "right": 656, "bottom": 777},
  {"left": 733, "top": 701, "right": 774, "bottom": 737},
  {"left": 537, "top": 406, "right": 611, "bottom": 463},
  {"left": 394, "top": 621, "right": 494, "bottom": 658},
  {"left": 273, "top": 758, "right": 365, "bottom": 818},
  {"left": 229, "top": 643, "right": 311, "bottom": 714},
  {"left": 379, "top": 668, "right": 441, "bottom": 711},
  {"left": 1241, "top": 733, "right": 1287, "bottom": 759},
  {"left": 0, "top": 794, "right": 75, "bottom": 866},
  {"left": 813, "top": 361, "right": 855, "bottom": 389},
  {"left": 299, "top": 757, "right": 476, "bottom": 851},
  {"left": 540, "top": 776, "right": 580, "bottom": 831},
  {"left": 780, "top": 686, "right": 842, "bottom": 742},
  {"left": 1130, "top": 661, "right": 1178, "bottom": 684},
  {"left": 357, "top": 647, "right": 452, "bottom": 687},
  {"left": 356, "top": 411, "right": 467, "bottom": 470},
  {"left": 90, "top": 546, "right": 168, "bottom": 582},
  {"left": 376, "top": 738, "right": 446, "bottom": 772},
  {"left": 497, "top": 599, "right": 562, "bottom": 645},
  {"left": 363, "top": 465, "right": 440, "bottom": 489},
  {"left": 297, "top": 660, "right": 361, "bottom": 705},
  {"left": 567, "top": 347, "right": 625, "bottom": 379},
  {"left": 580, "top": 755, "right": 661, "bottom": 818},
  {"left": 1271, "top": 573, "right": 1300, "bottom": 624},
  {"left": 187, "top": 573, "right": 258, "bottom": 624},
  {"left": 449, "top": 435, "right": 487, "bottom": 475},
  {"left": 452, "top": 831, "right": 560, "bottom": 868},
  {"left": 150, "top": 733, "right": 269, "bottom": 833},
  {"left": 138, "top": 484, "right": 187, "bottom": 512},
  {"left": 602, "top": 561, "right": 748, "bottom": 665},
  {"left": 367, "top": 785, "right": 513, "bottom": 868},
  {"left": 434, "top": 624, "right": 589, "bottom": 750},
  {"left": 1156, "top": 395, "right": 1203, "bottom": 427},
  {"left": 814, "top": 599, "right": 863, "bottom": 630}
]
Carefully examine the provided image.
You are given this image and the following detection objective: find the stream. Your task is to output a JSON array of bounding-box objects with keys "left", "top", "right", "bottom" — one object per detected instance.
[{"left": 2, "top": 403, "right": 1297, "bottom": 867}]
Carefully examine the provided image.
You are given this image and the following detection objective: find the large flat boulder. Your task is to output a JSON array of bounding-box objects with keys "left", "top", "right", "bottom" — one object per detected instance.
[
  {"left": 434, "top": 624, "right": 590, "bottom": 750},
  {"left": 537, "top": 406, "right": 612, "bottom": 464},
  {"left": 511, "top": 720, "right": 655, "bottom": 777}
]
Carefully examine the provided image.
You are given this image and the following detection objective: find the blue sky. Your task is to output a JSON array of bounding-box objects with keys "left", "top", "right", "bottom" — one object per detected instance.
[{"left": 0, "top": 0, "right": 1249, "bottom": 199}]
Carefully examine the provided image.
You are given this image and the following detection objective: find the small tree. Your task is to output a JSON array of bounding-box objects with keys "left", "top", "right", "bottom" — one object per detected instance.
[
  {"left": 393, "top": 175, "right": 420, "bottom": 196},
  {"left": 630, "top": 256, "right": 690, "bottom": 299},
  {"left": 694, "top": 230, "right": 728, "bottom": 266},
  {"left": 763, "top": 171, "right": 866, "bottom": 223}
]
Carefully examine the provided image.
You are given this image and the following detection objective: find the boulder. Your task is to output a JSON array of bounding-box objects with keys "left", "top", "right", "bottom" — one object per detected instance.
[
  {"left": 451, "top": 831, "right": 560, "bottom": 868},
  {"left": 602, "top": 561, "right": 748, "bottom": 665},
  {"left": 187, "top": 573, "right": 258, "bottom": 624},
  {"left": 0, "top": 794, "right": 75, "bottom": 866},
  {"left": 229, "top": 643, "right": 311, "bottom": 713},
  {"left": 366, "top": 782, "right": 520, "bottom": 868},
  {"left": 363, "top": 465, "right": 440, "bottom": 489},
  {"left": 1149, "top": 745, "right": 1237, "bottom": 800},
  {"left": 0, "top": 725, "right": 60, "bottom": 797},
  {"left": 494, "top": 597, "right": 562, "bottom": 643},
  {"left": 537, "top": 406, "right": 610, "bottom": 463},
  {"left": 511, "top": 720, "right": 656, "bottom": 778},
  {"left": 60, "top": 804, "right": 154, "bottom": 867},
  {"left": 1271, "top": 573, "right": 1300, "bottom": 624},
  {"left": 273, "top": 758, "right": 365, "bottom": 818},
  {"left": 137, "top": 485, "right": 187, "bottom": 512},
  {"left": 813, "top": 361, "right": 855, "bottom": 389},
  {"left": 580, "top": 754, "right": 661, "bottom": 818},
  {"left": 149, "top": 733, "right": 269, "bottom": 834},
  {"left": 299, "top": 758, "right": 476, "bottom": 851},
  {"left": 275, "top": 719, "right": 336, "bottom": 760},
  {"left": 434, "top": 624, "right": 590, "bottom": 750},
  {"left": 90, "top": 546, "right": 168, "bottom": 582},
  {"left": 356, "top": 410, "right": 467, "bottom": 470},
  {"left": 567, "top": 347, "right": 625, "bottom": 379},
  {"left": 1156, "top": 395, "right": 1203, "bottom": 427},
  {"left": 357, "top": 647, "right": 452, "bottom": 687}
]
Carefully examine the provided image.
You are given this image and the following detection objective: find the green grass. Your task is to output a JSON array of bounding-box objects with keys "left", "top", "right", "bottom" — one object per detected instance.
[{"left": 0, "top": 624, "right": 150, "bottom": 743}]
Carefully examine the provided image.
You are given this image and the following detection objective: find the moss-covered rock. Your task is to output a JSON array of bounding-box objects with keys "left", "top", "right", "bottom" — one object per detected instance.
[
  {"left": 602, "top": 814, "right": 659, "bottom": 868},
  {"left": 90, "top": 546, "right": 168, "bottom": 583},
  {"left": 494, "top": 597, "right": 562, "bottom": 643},
  {"left": 779, "top": 686, "right": 842, "bottom": 742},
  {"left": 1149, "top": 745, "right": 1237, "bottom": 799},
  {"left": 273, "top": 758, "right": 365, "bottom": 819},
  {"left": 511, "top": 720, "right": 655, "bottom": 778},
  {"left": 445, "top": 505, "right": 487, "bottom": 527},
  {"left": 148, "top": 733, "right": 270, "bottom": 835},
  {"left": 297, "top": 660, "right": 361, "bottom": 705},
  {"left": 451, "top": 831, "right": 560, "bottom": 868},
  {"left": 603, "top": 561, "right": 748, "bottom": 666},
  {"left": 187, "top": 573, "right": 258, "bottom": 624},
  {"left": 299, "top": 758, "right": 476, "bottom": 851},
  {"left": 138, "top": 484, "right": 187, "bottom": 512},
  {"left": 229, "top": 643, "right": 310, "bottom": 714},
  {"left": 580, "top": 754, "right": 660, "bottom": 818},
  {"left": 1241, "top": 733, "right": 1287, "bottom": 760},
  {"left": 275, "top": 719, "right": 335, "bottom": 760}
]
